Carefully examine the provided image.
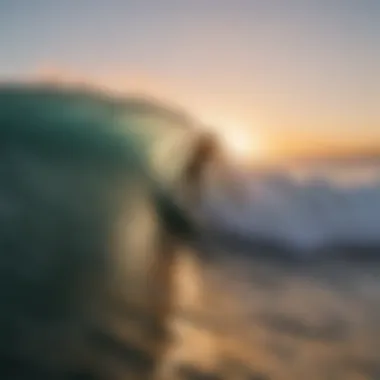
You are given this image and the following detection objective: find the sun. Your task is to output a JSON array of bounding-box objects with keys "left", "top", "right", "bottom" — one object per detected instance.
[
  {"left": 197, "top": 113, "right": 268, "bottom": 163},
  {"left": 220, "top": 128, "right": 267, "bottom": 163}
]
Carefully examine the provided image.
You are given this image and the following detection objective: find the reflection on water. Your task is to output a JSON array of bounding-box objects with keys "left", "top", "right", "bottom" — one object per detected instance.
[{"left": 165, "top": 246, "right": 380, "bottom": 380}]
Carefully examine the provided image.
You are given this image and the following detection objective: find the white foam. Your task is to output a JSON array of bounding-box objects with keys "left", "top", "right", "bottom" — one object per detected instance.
[{"left": 205, "top": 164, "right": 380, "bottom": 253}]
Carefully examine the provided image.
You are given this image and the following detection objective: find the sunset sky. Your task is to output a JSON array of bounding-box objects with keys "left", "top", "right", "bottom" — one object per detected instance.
[{"left": 1, "top": 0, "right": 379, "bottom": 160}]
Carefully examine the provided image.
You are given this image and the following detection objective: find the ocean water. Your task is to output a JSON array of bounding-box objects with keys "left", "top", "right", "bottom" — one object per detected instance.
[{"left": 204, "top": 160, "right": 380, "bottom": 253}]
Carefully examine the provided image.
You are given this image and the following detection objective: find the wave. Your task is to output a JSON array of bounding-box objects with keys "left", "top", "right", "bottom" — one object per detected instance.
[{"left": 205, "top": 163, "right": 380, "bottom": 254}]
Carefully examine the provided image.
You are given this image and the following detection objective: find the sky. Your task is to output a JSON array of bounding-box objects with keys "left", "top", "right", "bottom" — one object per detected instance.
[{"left": 1, "top": 0, "right": 379, "bottom": 160}]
